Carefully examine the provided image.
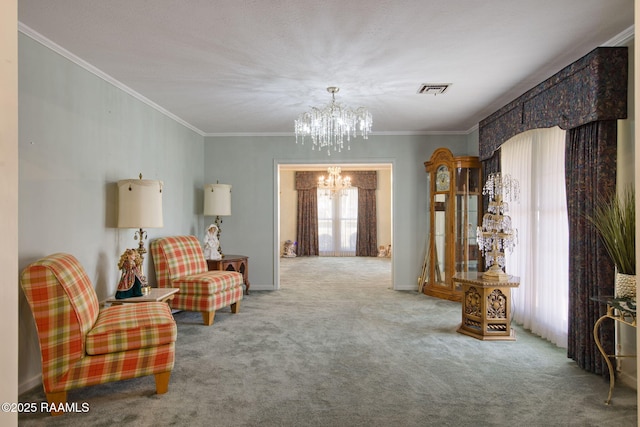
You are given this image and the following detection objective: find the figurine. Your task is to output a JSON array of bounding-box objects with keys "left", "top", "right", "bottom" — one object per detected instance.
[
  {"left": 204, "top": 223, "right": 222, "bottom": 260},
  {"left": 116, "top": 249, "right": 146, "bottom": 299},
  {"left": 283, "top": 240, "right": 297, "bottom": 257},
  {"left": 378, "top": 245, "right": 392, "bottom": 258}
]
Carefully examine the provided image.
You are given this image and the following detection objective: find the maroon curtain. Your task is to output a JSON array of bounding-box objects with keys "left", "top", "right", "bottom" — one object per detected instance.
[
  {"left": 352, "top": 171, "right": 378, "bottom": 257},
  {"left": 295, "top": 172, "right": 319, "bottom": 256},
  {"left": 356, "top": 188, "right": 377, "bottom": 256},
  {"left": 565, "top": 120, "right": 617, "bottom": 377},
  {"left": 295, "top": 170, "right": 377, "bottom": 257},
  {"left": 296, "top": 189, "right": 319, "bottom": 256}
]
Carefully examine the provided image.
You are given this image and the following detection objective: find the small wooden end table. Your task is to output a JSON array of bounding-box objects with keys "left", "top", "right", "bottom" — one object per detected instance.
[
  {"left": 453, "top": 272, "right": 520, "bottom": 341},
  {"left": 106, "top": 287, "right": 179, "bottom": 305},
  {"left": 207, "top": 254, "right": 250, "bottom": 295}
]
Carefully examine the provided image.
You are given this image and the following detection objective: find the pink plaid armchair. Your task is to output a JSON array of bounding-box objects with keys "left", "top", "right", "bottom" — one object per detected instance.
[
  {"left": 20, "top": 253, "right": 177, "bottom": 416},
  {"left": 150, "top": 235, "right": 243, "bottom": 325}
]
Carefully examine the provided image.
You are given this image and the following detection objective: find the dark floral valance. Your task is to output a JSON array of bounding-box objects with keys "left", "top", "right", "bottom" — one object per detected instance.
[
  {"left": 295, "top": 171, "right": 377, "bottom": 190},
  {"left": 478, "top": 47, "right": 628, "bottom": 161}
]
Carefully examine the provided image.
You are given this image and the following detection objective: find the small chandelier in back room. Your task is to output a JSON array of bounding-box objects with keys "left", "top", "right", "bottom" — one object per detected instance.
[
  {"left": 295, "top": 87, "right": 372, "bottom": 156},
  {"left": 318, "top": 167, "right": 351, "bottom": 198}
]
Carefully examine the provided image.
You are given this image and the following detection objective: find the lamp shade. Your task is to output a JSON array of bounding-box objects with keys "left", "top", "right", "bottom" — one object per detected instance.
[
  {"left": 117, "top": 178, "right": 164, "bottom": 228},
  {"left": 204, "top": 183, "right": 232, "bottom": 216}
]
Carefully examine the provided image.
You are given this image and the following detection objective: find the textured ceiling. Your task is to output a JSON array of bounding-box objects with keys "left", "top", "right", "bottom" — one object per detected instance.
[{"left": 18, "top": 0, "right": 634, "bottom": 136}]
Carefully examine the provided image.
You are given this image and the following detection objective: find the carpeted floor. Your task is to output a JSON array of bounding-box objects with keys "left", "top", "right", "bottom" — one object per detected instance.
[{"left": 18, "top": 256, "right": 637, "bottom": 426}]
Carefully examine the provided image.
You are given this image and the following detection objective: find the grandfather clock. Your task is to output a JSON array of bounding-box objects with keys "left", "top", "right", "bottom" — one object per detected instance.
[{"left": 422, "top": 148, "right": 482, "bottom": 302}]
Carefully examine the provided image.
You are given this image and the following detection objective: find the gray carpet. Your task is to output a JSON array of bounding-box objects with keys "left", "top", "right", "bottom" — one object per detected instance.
[{"left": 19, "top": 256, "right": 637, "bottom": 426}]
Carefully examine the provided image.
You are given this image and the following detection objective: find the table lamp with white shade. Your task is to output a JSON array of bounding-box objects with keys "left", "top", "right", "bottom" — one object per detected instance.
[
  {"left": 204, "top": 183, "right": 232, "bottom": 257},
  {"left": 117, "top": 174, "right": 164, "bottom": 267}
]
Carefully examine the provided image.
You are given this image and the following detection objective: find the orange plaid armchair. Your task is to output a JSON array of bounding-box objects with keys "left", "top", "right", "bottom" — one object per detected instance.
[
  {"left": 20, "top": 253, "right": 177, "bottom": 416},
  {"left": 150, "top": 235, "right": 243, "bottom": 325}
]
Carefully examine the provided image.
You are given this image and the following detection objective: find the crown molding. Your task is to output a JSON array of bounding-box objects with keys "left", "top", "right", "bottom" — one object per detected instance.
[
  {"left": 18, "top": 22, "right": 205, "bottom": 137},
  {"left": 205, "top": 130, "right": 473, "bottom": 138},
  {"left": 19, "top": 21, "right": 624, "bottom": 139},
  {"left": 603, "top": 25, "right": 634, "bottom": 46},
  {"left": 204, "top": 132, "right": 292, "bottom": 137}
]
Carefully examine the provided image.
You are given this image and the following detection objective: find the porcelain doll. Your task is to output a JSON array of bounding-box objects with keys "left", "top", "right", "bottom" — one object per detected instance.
[
  {"left": 116, "top": 248, "right": 146, "bottom": 299},
  {"left": 204, "top": 224, "right": 222, "bottom": 260},
  {"left": 283, "top": 240, "right": 297, "bottom": 257}
]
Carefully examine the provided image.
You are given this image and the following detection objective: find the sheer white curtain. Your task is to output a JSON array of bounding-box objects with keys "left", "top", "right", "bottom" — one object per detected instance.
[
  {"left": 317, "top": 187, "right": 358, "bottom": 256},
  {"left": 501, "top": 126, "right": 569, "bottom": 348}
]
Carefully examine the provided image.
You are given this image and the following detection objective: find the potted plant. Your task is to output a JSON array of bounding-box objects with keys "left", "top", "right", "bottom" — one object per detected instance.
[{"left": 587, "top": 186, "right": 635, "bottom": 300}]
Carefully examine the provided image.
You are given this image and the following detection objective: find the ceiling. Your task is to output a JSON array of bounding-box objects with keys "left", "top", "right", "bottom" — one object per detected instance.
[{"left": 18, "top": 0, "right": 634, "bottom": 137}]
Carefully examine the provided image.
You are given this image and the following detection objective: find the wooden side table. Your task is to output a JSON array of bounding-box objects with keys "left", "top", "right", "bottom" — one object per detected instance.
[
  {"left": 207, "top": 254, "right": 250, "bottom": 295},
  {"left": 106, "top": 287, "right": 179, "bottom": 305},
  {"left": 453, "top": 272, "right": 520, "bottom": 341}
]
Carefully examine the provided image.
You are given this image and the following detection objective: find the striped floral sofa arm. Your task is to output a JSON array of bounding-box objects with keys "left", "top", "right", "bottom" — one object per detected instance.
[
  {"left": 150, "top": 235, "right": 244, "bottom": 325},
  {"left": 20, "top": 253, "right": 177, "bottom": 416}
]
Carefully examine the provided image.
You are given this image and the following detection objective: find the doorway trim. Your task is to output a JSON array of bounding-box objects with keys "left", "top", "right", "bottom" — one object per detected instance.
[{"left": 273, "top": 159, "right": 395, "bottom": 290}]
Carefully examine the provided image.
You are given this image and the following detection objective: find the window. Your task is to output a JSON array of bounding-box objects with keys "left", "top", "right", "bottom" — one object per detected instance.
[
  {"left": 502, "top": 126, "right": 569, "bottom": 348},
  {"left": 317, "top": 187, "right": 358, "bottom": 256}
]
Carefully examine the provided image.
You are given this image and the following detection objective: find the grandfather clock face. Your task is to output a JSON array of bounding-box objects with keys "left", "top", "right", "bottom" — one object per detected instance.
[{"left": 435, "top": 165, "right": 450, "bottom": 192}]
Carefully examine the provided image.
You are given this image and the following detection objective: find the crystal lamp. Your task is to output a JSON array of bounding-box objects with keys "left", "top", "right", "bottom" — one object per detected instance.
[{"left": 477, "top": 173, "right": 519, "bottom": 281}]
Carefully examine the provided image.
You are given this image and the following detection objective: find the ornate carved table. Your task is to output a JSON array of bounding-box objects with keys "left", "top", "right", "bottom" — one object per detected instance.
[{"left": 453, "top": 272, "right": 520, "bottom": 341}]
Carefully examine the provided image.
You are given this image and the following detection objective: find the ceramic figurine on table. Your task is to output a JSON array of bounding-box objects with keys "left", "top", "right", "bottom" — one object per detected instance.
[
  {"left": 116, "top": 248, "right": 146, "bottom": 299},
  {"left": 283, "top": 240, "right": 297, "bottom": 257},
  {"left": 204, "top": 224, "right": 222, "bottom": 260}
]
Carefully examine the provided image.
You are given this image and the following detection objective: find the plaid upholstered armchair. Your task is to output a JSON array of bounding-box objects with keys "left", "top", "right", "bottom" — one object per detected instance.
[
  {"left": 20, "top": 253, "right": 177, "bottom": 416},
  {"left": 150, "top": 235, "right": 244, "bottom": 325}
]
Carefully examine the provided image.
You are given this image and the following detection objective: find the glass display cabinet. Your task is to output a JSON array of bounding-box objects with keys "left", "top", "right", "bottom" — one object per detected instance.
[{"left": 423, "top": 148, "right": 482, "bottom": 302}]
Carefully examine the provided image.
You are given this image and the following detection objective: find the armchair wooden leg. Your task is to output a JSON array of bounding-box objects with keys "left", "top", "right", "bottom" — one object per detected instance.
[
  {"left": 46, "top": 391, "right": 67, "bottom": 416},
  {"left": 154, "top": 371, "right": 172, "bottom": 394},
  {"left": 230, "top": 300, "right": 240, "bottom": 314},
  {"left": 202, "top": 310, "right": 215, "bottom": 325}
]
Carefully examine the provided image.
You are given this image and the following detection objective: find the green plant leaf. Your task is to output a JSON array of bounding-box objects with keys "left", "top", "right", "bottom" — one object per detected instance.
[{"left": 586, "top": 186, "right": 635, "bottom": 275}]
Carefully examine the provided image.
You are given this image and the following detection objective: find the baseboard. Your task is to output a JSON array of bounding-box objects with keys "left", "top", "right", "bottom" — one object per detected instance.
[
  {"left": 617, "top": 370, "right": 638, "bottom": 390},
  {"left": 246, "top": 284, "right": 276, "bottom": 291},
  {"left": 257, "top": 283, "right": 416, "bottom": 292},
  {"left": 19, "top": 373, "right": 42, "bottom": 395}
]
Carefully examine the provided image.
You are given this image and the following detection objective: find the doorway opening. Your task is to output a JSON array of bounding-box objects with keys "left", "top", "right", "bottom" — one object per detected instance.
[{"left": 274, "top": 162, "right": 394, "bottom": 290}]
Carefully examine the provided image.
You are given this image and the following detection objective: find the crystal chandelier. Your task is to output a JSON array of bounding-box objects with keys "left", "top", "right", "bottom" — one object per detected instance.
[
  {"left": 295, "top": 87, "right": 372, "bottom": 156},
  {"left": 318, "top": 167, "right": 351, "bottom": 198},
  {"left": 477, "top": 173, "right": 520, "bottom": 281}
]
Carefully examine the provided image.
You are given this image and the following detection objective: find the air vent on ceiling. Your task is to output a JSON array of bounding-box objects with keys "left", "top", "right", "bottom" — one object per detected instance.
[{"left": 417, "top": 83, "right": 451, "bottom": 95}]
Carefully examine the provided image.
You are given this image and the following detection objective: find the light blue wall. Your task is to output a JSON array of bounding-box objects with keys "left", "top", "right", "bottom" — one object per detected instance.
[
  {"left": 18, "top": 34, "right": 205, "bottom": 392},
  {"left": 466, "top": 127, "right": 479, "bottom": 156},
  {"left": 204, "top": 134, "right": 472, "bottom": 291},
  {"left": 16, "top": 31, "right": 479, "bottom": 393}
]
